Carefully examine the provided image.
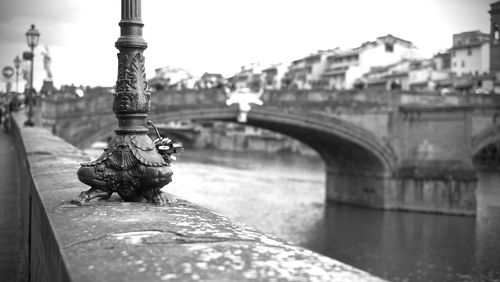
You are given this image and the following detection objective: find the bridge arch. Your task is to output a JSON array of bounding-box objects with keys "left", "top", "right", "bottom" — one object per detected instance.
[
  {"left": 148, "top": 108, "right": 395, "bottom": 171},
  {"left": 471, "top": 124, "right": 500, "bottom": 168},
  {"left": 150, "top": 107, "right": 397, "bottom": 207},
  {"left": 58, "top": 106, "right": 397, "bottom": 208},
  {"left": 472, "top": 124, "right": 500, "bottom": 156}
]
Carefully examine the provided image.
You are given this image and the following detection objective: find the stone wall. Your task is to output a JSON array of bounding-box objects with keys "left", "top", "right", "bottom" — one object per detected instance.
[
  {"left": 11, "top": 112, "right": 384, "bottom": 281},
  {"left": 390, "top": 107, "right": 478, "bottom": 215}
]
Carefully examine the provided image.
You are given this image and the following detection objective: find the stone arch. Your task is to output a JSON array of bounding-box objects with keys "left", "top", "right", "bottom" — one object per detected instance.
[
  {"left": 67, "top": 107, "right": 396, "bottom": 173},
  {"left": 471, "top": 124, "right": 500, "bottom": 156},
  {"left": 149, "top": 107, "right": 397, "bottom": 208},
  {"left": 471, "top": 124, "right": 500, "bottom": 168},
  {"left": 60, "top": 107, "right": 397, "bottom": 208},
  {"left": 147, "top": 108, "right": 396, "bottom": 172}
]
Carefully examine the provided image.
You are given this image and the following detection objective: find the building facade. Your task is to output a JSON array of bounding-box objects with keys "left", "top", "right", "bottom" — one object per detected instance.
[
  {"left": 322, "top": 48, "right": 361, "bottom": 90},
  {"left": 450, "top": 31, "right": 490, "bottom": 77},
  {"left": 490, "top": 1, "right": 500, "bottom": 93},
  {"left": 322, "top": 34, "right": 419, "bottom": 90},
  {"left": 230, "top": 63, "right": 262, "bottom": 90},
  {"left": 195, "top": 73, "right": 225, "bottom": 89},
  {"left": 284, "top": 50, "right": 336, "bottom": 90},
  {"left": 261, "top": 63, "right": 288, "bottom": 90},
  {"left": 148, "top": 66, "right": 195, "bottom": 91},
  {"left": 432, "top": 51, "right": 451, "bottom": 71},
  {"left": 360, "top": 59, "right": 449, "bottom": 92}
]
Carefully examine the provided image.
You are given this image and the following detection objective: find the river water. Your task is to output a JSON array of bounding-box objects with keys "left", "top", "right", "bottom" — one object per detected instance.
[{"left": 84, "top": 148, "right": 500, "bottom": 282}]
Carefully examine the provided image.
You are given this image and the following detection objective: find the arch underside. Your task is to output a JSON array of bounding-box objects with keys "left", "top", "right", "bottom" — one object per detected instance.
[
  {"left": 155, "top": 108, "right": 393, "bottom": 172},
  {"left": 148, "top": 107, "right": 397, "bottom": 207},
  {"left": 473, "top": 141, "right": 500, "bottom": 169},
  {"left": 472, "top": 125, "right": 500, "bottom": 169}
]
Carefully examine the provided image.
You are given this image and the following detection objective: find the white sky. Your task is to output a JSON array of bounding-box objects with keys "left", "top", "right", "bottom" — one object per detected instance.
[{"left": 0, "top": 0, "right": 494, "bottom": 90}]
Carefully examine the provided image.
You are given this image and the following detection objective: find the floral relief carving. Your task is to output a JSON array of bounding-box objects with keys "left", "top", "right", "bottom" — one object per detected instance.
[{"left": 113, "top": 52, "right": 151, "bottom": 114}]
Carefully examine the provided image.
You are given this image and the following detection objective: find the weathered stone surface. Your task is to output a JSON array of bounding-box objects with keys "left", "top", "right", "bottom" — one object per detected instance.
[
  {"left": 0, "top": 131, "right": 22, "bottom": 281},
  {"left": 12, "top": 112, "right": 384, "bottom": 281}
]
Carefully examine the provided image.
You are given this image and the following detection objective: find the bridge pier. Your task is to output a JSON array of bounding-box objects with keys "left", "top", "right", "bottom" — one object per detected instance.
[
  {"left": 392, "top": 162, "right": 477, "bottom": 215},
  {"left": 326, "top": 163, "right": 477, "bottom": 215},
  {"left": 326, "top": 168, "right": 391, "bottom": 209}
]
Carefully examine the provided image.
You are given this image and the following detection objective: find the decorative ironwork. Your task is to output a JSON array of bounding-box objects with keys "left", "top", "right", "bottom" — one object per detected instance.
[
  {"left": 73, "top": 0, "right": 181, "bottom": 206},
  {"left": 114, "top": 52, "right": 151, "bottom": 114}
]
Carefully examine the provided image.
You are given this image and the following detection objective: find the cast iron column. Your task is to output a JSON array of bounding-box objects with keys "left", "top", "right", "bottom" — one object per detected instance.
[
  {"left": 14, "top": 55, "right": 20, "bottom": 93},
  {"left": 24, "top": 24, "right": 39, "bottom": 127},
  {"left": 74, "top": 0, "right": 177, "bottom": 205}
]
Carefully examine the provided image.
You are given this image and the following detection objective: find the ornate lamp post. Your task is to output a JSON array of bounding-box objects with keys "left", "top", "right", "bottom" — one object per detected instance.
[
  {"left": 24, "top": 24, "right": 40, "bottom": 127},
  {"left": 14, "top": 55, "right": 21, "bottom": 93},
  {"left": 74, "top": 0, "right": 181, "bottom": 205}
]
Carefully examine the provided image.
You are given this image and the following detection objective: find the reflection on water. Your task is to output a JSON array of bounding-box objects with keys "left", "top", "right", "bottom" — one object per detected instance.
[{"left": 84, "top": 148, "right": 500, "bottom": 281}]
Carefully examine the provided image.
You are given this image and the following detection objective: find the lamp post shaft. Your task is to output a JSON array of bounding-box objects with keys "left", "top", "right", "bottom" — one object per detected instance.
[
  {"left": 114, "top": 0, "right": 149, "bottom": 131},
  {"left": 28, "top": 46, "right": 34, "bottom": 123},
  {"left": 74, "top": 0, "right": 178, "bottom": 206},
  {"left": 14, "top": 56, "right": 20, "bottom": 93},
  {"left": 15, "top": 67, "right": 19, "bottom": 93},
  {"left": 24, "top": 24, "right": 39, "bottom": 127},
  {"left": 30, "top": 47, "right": 34, "bottom": 90},
  {"left": 24, "top": 46, "right": 35, "bottom": 126}
]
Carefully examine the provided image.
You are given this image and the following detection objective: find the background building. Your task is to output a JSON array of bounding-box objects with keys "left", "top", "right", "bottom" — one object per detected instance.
[
  {"left": 195, "top": 72, "right": 225, "bottom": 89},
  {"left": 261, "top": 63, "right": 288, "bottom": 90},
  {"left": 490, "top": 1, "right": 500, "bottom": 93},
  {"left": 148, "top": 66, "right": 195, "bottom": 91},
  {"left": 321, "top": 34, "right": 420, "bottom": 90},
  {"left": 450, "top": 30, "right": 490, "bottom": 77}
]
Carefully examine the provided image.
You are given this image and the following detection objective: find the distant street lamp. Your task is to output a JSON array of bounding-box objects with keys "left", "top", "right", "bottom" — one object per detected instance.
[
  {"left": 24, "top": 24, "right": 40, "bottom": 127},
  {"left": 1, "top": 66, "right": 14, "bottom": 93},
  {"left": 14, "top": 55, "right": 21, "bottom": 93}
]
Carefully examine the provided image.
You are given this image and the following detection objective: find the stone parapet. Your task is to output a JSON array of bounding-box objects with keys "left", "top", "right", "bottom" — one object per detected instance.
[{"left": 11, "top": 112, "right": 384, "bottom": 281}]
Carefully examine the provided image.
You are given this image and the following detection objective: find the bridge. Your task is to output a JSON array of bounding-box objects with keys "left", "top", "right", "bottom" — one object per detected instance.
[{"left": 41, "top": 89, "right": 500, "bottom": 215}]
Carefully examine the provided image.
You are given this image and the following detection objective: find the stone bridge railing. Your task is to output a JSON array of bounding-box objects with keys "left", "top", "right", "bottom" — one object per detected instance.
[
  {"left": 43, "top": 89, "right": 500, "bottom": 121},
  {"left": 42, "top": 89, "right": 500, "bottom": 142},
  {"left": 11, "top": 112, "right": 384, "bottom": 281}
]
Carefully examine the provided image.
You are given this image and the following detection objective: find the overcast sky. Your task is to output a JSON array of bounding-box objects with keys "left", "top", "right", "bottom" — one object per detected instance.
[{"left": 0, "top": 0, "right": 493, "bottom": 91}]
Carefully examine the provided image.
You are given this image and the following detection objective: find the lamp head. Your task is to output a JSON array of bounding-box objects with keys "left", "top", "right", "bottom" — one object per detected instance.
[{"left": 26, "top": 24, "right": 40, "bottom": 49}]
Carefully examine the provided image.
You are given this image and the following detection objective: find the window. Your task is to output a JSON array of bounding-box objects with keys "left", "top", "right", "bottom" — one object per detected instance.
[
  {"left": 495, "top": 23, "right": 499, "bottom": 43},
  {"left": 467, "top": 48, "right": 472, "bottom": 56},
  {"left": 453, "top": 62, "right": 456, "bottom": 67},
  {"left": 452, "top": 50, "right": 456, "bottom": 57},
  {"left": 461, "top": 60, "right": 465, "bottom": 68},
  {"left": 385, "top": 43, "right": 394, "bottom": 52}
]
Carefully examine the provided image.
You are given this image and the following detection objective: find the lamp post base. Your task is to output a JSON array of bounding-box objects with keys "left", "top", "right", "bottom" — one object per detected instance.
[{"left": 74, "top": 132, "right": 177, "bottom": 206}]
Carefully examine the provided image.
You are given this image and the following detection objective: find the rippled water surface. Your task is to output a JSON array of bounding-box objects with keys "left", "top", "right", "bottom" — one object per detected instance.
[{"left": 85, "top": 148, "right": 500, "bottom": 281}]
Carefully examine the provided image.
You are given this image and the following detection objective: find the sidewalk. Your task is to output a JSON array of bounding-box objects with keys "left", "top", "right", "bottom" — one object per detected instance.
[{"left": 0, "top": 131, "right": 21, "bottom": 281}]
